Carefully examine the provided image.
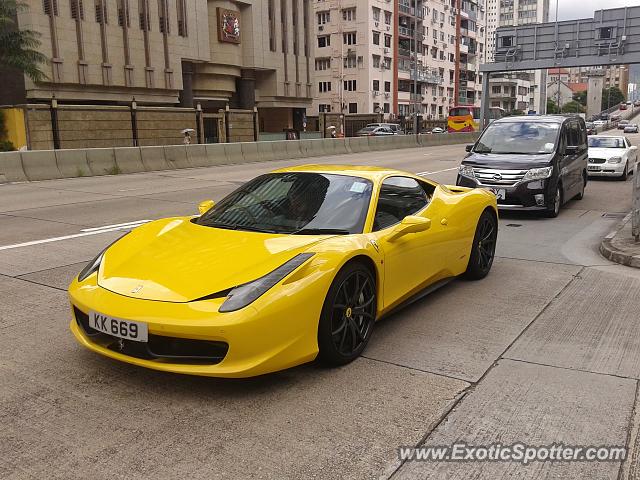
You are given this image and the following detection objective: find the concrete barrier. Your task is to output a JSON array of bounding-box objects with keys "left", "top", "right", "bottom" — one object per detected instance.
[
  {"left": 300, "top": 139, "right": 326, "bottom": 157},
  {"left": 346, "top": 136, "right": 370, "bottom": 153},
  {"left": 398, "top": 135, "right": 419, "bottom": 148},
  {"left": 256, "top": 141, "right": 276, "bottom": 162},
  {"left": 205, "top": 143, "right": 228, "bottom": 165},
  {"left": 114, "top": 147, "right": 145, "bottom": 174},
  {"left": 240, "top": 142, "right": 260, "bottom": 163},
  {"left": 186, "top": 144, "right": 209, "bottom": 168},
  {"left": 86, "top": 148, "right": 117, "bottom": 176},
  {"left": 270, "top": 140, "right": 289, "bottom": 160},
  {"left": 285, "top": 140, "right": 302, "bottom": 159},
  {"left": 164, "top": 145, "right": 190, "bottom": 169},
  {"left": 367, "top": 136, "right": 387, "bottom": 151},
  {"left": 56, "top": 149, "right": 90, "bottom": 178},
  {"left": 21, "top": 150, "right": 63, "bottom": 181},
  {"left": 140, "top": 146, "right": 171, "bottom": 171},
  {"left": 223, "top": 143, "right": 244, "bottom": 165},
  {"left": 0, "top": 151, "right": 27, "bottom": 183}
]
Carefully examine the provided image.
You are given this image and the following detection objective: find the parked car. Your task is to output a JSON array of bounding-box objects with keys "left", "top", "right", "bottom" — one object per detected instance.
[
  {"left": 601, "top": 113, "right": 610, "bottom": 120},
  {"left": 624, "top": 124, "right": 639, "bottom": 134},
  {"left": 610, "top": 113, "right": 622, "bottom": 121},
  {"left": 356, "top": 126, "right": 395, "bottom": 136},
  {"left": 587, "top": 135, "right": 638, "bottom": 180},
  {"left": 585, "top": 122, "right": 597, "bottom": 135},
  {"left": 430, "top": 127, "right": 446, "bottom": 134},
  {"left": 620, "top": 103, "right": 628, "bottom": 110},
  {"left": 618, "top": 119, "right": 630, "bottom": 130},
  {"left": 457, "top": 115, "right": 588, "bottom": 218},
  {"left": 366, "top": 123, "right": 402, "bottom": 134},
  {"left": 634, "top": 100, "right": 640, "bottom": 107},
  {"left": 593, "top": 120, "right": 607, "bottom": 128}
]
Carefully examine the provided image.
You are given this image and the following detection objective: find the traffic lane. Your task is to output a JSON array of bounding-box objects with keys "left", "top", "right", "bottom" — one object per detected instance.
[
  {"left": 0, "top": 272, "right": 468, "bottom": 480},
  {"left": 393, "top": 359, "right": 634, "bottom": 480}
]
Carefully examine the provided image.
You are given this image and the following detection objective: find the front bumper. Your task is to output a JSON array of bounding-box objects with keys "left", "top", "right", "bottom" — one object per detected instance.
[
  {"left": 456, "top": 174, "right": 553, "bottom": 211},
  {"left": 68, "top": 276, "right": 325, "bottom": 377},
  {"left": 587, "top": 162, "right": 626, "bottom": 177}
]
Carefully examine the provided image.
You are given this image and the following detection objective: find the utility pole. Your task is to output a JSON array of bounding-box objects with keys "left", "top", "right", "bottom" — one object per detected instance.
[{"left": 413, "top": 0, "right": 421, "bottom": 135}]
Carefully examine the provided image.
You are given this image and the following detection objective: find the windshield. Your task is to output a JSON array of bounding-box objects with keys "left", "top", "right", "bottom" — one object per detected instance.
[
  {"left": 359, "top": 127, "right": 376, "bottom": 133},
  {"left": 586, "top": 122, "right": 594, "bottom": 128},
  {"left": 474, "top": 121, "right": 560, "bottom": 154},
  {"left": 196, "top": 172, "right": 373, "bottom": 234},
  {"left": 588, "top": 137, "right": 625, "bottom": 148}
]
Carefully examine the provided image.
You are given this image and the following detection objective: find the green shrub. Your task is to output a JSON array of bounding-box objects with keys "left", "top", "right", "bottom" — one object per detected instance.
[{"left": 0, "top": 140, "right": 16, "bottom": 151}]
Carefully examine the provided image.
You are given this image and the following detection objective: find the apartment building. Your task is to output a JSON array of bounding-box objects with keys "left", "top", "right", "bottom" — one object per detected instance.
[
  {"left": 310, "top": 0, "right": 485, "bottom": 121},
  {"left": 568, "top": 66, "right": 630, "bottom": 96},
  {"left": 1, "top": 0, "right": 312, "bottom": 132},
  {"left": 485, "top": 0, "right": 550, "bottom": 113}
]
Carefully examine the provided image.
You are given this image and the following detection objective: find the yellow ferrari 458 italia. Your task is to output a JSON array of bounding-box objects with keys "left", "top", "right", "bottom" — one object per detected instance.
[{"left": 69, "top": 165, "right": 497, "bottom": 377}]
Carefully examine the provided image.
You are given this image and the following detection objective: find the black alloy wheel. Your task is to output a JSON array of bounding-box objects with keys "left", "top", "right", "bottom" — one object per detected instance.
[
  {"left": 318, "top": 263, "right": 376, "bottom": 366},
  {"left": 464, "top": 210, "right": 497, "bottom": 280}
]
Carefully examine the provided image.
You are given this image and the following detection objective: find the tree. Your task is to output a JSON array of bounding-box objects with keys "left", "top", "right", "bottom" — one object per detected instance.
[
  {"left": 547, "top": 98, "right": 559, "bottom": 114},
  {"left": 561, "top": 101, "right": 585, "bottom": 114},
  {"left": 573, "top": 91, "right": 587, "bottom": 107},
  {"left": 0, "top": 1, "right": 47, "bottom": 82},
  {"left": 602, "top": 87, "right": 625, "bottom": 110}
]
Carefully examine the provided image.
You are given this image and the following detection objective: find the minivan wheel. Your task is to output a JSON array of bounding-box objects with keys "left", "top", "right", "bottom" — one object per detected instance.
[{"left": 545, "top": 185, "right": 562, "bottom": 218}]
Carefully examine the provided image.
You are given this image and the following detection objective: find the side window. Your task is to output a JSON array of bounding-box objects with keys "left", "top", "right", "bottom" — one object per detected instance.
[
  {"left": 373, "top": 177, "right": 431, "bottom": 231},
  {"left": 626, "top": 137, "right": 632, "bottom": 148},
  {"left": 568, "top": 122, "right": 579, "bottom": 147}
]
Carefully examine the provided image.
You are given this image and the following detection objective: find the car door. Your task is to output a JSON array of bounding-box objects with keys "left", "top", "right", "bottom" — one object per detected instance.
[
  {"left": 370, "top": 176, "right": 446, "bottom": 309},
  {"left": 560, "top": 121, "right": 581, "bottom": 199}
]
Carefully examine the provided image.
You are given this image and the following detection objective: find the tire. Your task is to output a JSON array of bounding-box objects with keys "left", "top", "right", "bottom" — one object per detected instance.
[
  {"left": 545, "top": 185, "right": 562, "bottom": 218},
  {"left": 317, "top": 262, "right": 377, "bottom": 366},
  {"left": 620, "top": 162, "right": 629, "bottom": 181},
  {"left": 575, "top": 171, "right": 587, "bottom": 200},
  {"left": 464, "top": 210, "right": 498, "bottom": 280}
]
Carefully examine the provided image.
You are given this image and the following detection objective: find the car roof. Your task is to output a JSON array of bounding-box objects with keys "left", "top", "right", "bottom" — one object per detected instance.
[
  {"left": 493, "top": 115, "right": 570, "bottom": 125},
  {"left": 271, "top": 164, "right": 426, "bottom": 182},
  {"left": 591, "top": 135, "right": 624, "bottom": 140}
]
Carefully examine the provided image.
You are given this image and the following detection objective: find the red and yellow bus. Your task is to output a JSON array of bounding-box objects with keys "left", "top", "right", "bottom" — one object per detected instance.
[{"left": 447, "top": 106, "right": 505, "bottom": 133}]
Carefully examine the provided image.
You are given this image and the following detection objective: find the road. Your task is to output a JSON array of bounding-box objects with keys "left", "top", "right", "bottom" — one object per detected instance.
[{"left": 2, "top": 129, "right": 640, "bottom": 479}]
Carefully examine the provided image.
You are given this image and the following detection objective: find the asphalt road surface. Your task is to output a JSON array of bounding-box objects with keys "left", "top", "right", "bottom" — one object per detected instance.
[{"left": 2, "top": 129, "right": 640, "bottom": 479}]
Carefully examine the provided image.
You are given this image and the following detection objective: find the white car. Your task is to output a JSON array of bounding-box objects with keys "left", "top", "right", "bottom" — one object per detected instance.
[
  {"left": 593, "top": 120, "right": 607, "bottom": 128},
  {"left": 587, "top": 135, "right": 638, "bottom": 180}
]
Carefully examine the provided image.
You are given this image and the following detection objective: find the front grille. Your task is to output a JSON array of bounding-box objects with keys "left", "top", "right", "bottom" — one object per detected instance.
[
  {"left": 472, "top": 167, "right": 527, "bottom": 187},
  {"left": 74, "top": 307, "right": 228, "bottom": 364},
  {"left": 589, "top": 158, "right": 607, "bottom": 164}
]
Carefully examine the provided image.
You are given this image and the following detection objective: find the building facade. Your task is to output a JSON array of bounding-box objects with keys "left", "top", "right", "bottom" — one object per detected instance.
[
  {"left": 485, "top": 0, "right": 550, "bottom": 113},
  {"left": 309, "top": 0, "right": 485, "bottom": 122},
  {"left": 1, "top": 0, "right": 312, "bottom": 138}
]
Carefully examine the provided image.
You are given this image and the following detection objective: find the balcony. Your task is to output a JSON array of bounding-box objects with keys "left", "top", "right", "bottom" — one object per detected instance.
[
  {"left": 399, "top": 3, "right": 415, "bottom": 16},
  {"left": 398, "top": 26, "right": 415, "bottom": 37}
]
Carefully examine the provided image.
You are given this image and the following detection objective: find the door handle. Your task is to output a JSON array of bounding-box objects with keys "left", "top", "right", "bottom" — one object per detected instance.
[{"left": 441, "top": 218, "right": 448, "bottom": 226}]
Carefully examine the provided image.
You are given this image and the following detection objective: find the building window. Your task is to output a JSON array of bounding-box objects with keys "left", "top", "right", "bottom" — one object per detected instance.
[
  {"left": 383, "top": 103, "right": 390, "bottom": 113},
  {"left": 158, "top": 0, "right": 169, "bottom": 33},
  {"left": 383, "top": 57, "right": 391, "bottom": 70},
  {"left": 384, "top": 11, "right": 391, "bottom": 25},
  {"left": 348, "top": 103, "right": 358, "bottom": 113},
  {"left": 317, "top": 11, "right": 330, "bottom": 25},
  {"left": 318, "top": 35, "right": 330, "bottom": 47},
  {"left": 344, "top": 32, "right": 356, "bottom": 45},
  {"left": 384, "top": 81, "right": 391, "bottom": 93},
  {"left": 319, "top": 104, "right": 331, "bottom": 112},
  {"left": 373, "top": 79, "right": 380, "bottom": 91},
  {"left": 43, "top": 0, "right": 59, "bottom": 16},
  {"left": 315, "top": 58, "right": 331, "bottom": 70},
  {"left": 384, "top": 34, "right": 391, "bottom": 48},
  {"left": 176, "top": 0, "right": 187, "bottom": 36},
  {"left": 373, "top": 31, "right": 380, "bottom": 45},
  {"left": 116, "top": 0, "right": 130, "bottom": 27},
  {"left": 70, "top": 0, "right": 84, "bottom": 19},
  {"left": 319, "top": 81, "right": 331, "bottom": 93},
  {"left": 344, "top": 79, "right": 357, "bottom": 91},
  {"left": 139, "top": 0, "right": 150, "bottom": 30},
  {"left": 344, "top": 56, "right": 357, "bottom": 69},
  {"left": 372, "top": 7, "right": 380, "bottom": 22},
  {"left": 372, "top": 55, "right": 380, "bottom": 68},
  {"left": 268, "top": 0, "right": 276, "bottom": 51},
  {"left": 95, "top": 0, "right": 107, "bottom": 23},
  {"left": 342, "top": 8, "right": 355, "bottom": 21}
]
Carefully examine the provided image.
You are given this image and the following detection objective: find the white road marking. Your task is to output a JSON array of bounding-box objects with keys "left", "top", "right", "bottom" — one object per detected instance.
[
  {"left": 80, "top": 220, "right": 150, "bottom": 232},
  {"left": 417, "top": 167, "right": 458, "bottom": 176},
  {"left": 0, "top": 221, "right": 151, "bottom": 251}
]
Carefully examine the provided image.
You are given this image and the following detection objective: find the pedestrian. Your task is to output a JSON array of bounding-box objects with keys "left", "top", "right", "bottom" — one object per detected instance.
[{"left": 183, "top": 131, "right": 192, "bottom": 145}]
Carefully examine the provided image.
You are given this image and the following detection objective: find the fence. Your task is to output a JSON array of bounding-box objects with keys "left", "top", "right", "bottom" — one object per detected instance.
[{"left": 0, "top": 132, "right": 480, "bottom": 183}]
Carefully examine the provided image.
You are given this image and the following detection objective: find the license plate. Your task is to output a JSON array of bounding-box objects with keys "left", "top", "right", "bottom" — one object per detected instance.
[
  {"left": 588, "top": 166, "right": 600, "bottom": 171},
  {"left": 89, "top": 311, "right": 148, "bottom": 342},
  {"left": 485, "top": 188, "right": 506, "bottom": 200}
]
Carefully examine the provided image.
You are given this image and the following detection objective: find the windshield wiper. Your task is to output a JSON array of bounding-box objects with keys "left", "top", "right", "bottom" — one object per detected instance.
[{"left": 290, "top": 228, "right": 351, "bottom": 235}]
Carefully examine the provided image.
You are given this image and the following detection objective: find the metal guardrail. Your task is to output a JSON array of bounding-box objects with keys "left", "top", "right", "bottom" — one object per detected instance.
[{"left": 633, "top": 171, "right": 640, "bottom": 241}]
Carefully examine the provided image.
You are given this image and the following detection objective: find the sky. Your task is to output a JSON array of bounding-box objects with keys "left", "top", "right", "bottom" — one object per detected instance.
[{"left": 551, "top": 0, "right": 640, "bottom": 21}]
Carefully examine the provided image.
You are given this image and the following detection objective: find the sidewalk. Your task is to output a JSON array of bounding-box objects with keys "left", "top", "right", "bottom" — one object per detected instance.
[{"left": 600, "top": 213, "right": 640, "bottom": 268}]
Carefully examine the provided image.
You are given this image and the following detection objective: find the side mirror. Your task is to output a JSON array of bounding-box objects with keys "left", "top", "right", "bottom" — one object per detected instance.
[
  {"left": 631, "top": 146, "right": 638, "bottom": 151},
  {"left": 198, "top": 199, "right": 215, "bottom": 215},
  {"left": 465, "top": 144, "right": 474, "bottom": 152},
  {"left": 388, "top": 216, "right": 431, "bottom": 242}
]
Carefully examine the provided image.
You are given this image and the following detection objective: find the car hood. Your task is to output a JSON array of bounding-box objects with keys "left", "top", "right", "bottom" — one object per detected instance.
[
  {"left": 463, "top": 152, "right": 552, "bottom": 169},
  {"left": 98, "top": 218, "right": 330, "bottom": 303},
  {"left": 588, "top": 147, "right": 626, "bottom": 159}
]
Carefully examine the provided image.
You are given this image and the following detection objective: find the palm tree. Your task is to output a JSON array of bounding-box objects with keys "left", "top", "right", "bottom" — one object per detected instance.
[{"left": 0, "top": 0, "right": 47, "bottom": 82}]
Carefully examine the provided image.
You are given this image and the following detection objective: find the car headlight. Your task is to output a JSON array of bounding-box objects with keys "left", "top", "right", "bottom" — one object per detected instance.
[
  {"left": 77, "top": 233, "right": 130, "bottom": 282},
  {"left": 458, "top": 164, "right": 476, "bottom": 177},
  {"left": 608, "top": 156, "right": 622, "bottom": 164},
  {"left": 522, "top": 167, "right": 553, "bottom": 181},
  {"left": 218, "top": 253, "right": 315, "bottom": 312}
]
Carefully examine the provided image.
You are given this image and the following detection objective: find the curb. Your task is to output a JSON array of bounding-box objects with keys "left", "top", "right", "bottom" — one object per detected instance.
[{"left": 599, "top": 213, "right": 640, "bottom": 268}]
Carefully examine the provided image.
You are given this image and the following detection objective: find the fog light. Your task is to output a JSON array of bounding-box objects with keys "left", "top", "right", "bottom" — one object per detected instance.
[{"left": 534, "top": 194, "right": 545, "bottom": 206}]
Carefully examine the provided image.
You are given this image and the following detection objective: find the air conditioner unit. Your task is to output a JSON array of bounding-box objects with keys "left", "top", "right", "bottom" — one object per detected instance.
[
  {"left": 373, "top": 90, "right": 380, "bottom": 96},
  {"left": 440, "top": 22, "right": 444, "bottom": 28},
  {"left": 444, "top": 4, "right": 449, "bottom": 10},
  {"left": 384, "top": 92, "right": 390, "bottom": 98},
  {"left": 319, "top": 25, "right": 324, "bottom": 31},
  {"left": 383, "top": 48, "right": 389, "bottom": 54},
  {"left": 374, "top": 21, "right": 379, "bottom": 28},
  {"left": 386, "top": 25, "right": 390, "bottom": 31}
]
